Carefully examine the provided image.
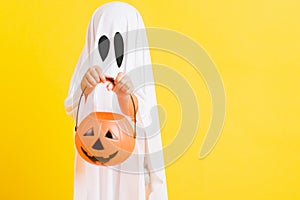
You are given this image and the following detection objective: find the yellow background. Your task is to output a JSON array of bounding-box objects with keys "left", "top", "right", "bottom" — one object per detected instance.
[{"left": 1, "top": 0, "right": 299, "bottom": 199}]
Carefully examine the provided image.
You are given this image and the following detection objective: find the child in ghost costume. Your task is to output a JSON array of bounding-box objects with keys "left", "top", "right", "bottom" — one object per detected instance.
[{"left": 64, "top": 2, "right": 168, "bottom": 200}]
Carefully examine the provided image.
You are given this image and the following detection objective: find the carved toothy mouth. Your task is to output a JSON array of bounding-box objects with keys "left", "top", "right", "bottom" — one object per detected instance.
[{"left": 81, "top": 147, "right": 118, "bottom": 164}]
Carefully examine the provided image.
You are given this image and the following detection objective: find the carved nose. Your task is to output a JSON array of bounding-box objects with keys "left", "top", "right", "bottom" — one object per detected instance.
[{"left": 92, "top": 139, "right": 104, "bottom": 150}]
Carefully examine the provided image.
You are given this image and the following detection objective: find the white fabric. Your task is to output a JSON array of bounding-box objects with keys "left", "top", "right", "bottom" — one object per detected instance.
[{"left": 64, "top": 2, "right": 168, "bottom": 200}]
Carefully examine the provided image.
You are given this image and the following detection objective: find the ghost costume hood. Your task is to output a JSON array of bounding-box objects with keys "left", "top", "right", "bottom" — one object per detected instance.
[{"left": 64, "top": 2, "right": 168, "bottom": 200}]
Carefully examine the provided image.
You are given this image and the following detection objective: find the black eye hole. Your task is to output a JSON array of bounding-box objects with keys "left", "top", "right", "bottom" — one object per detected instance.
[
  {"left": 98, "top": 35, "right": 110, "bottom": 61},
  {"left": 84, "top": 128, "right": 94, "bottom": 136},
  {"left": 105, "top": 130, "right": 117, "bottom": 140},
  {"left": 114, "top": 32, "right": 124, "bottom": 68}
]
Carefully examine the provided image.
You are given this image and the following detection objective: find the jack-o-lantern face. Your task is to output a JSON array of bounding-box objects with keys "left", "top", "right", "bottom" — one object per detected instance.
[{"left": 75, "top": 112, "right": 135, "bottom": 166}]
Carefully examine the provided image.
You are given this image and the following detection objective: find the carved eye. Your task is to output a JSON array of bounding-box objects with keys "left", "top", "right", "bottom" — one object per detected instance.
[
  {"left": 105, "top": 130, "right": 117, "bottom": 140},
  {"left": 114, "top": 32, "right": 124, "bottom": 68},
  {"left": 84, "top": 128, "right": 94, "bottom": 136},
  {"left": 98, "top": 35, "right": 110, "bottom": 61}
]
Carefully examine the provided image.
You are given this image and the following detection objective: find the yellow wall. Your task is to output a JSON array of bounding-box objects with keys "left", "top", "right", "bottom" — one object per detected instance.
[{"left": 1, "top": 0, "right": 299, "bottom": 199}]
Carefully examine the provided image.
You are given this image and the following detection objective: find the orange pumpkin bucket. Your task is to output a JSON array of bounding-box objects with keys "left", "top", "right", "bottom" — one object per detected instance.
[{"left": 74, "top": 81, "right": 136, "bottom": 166}]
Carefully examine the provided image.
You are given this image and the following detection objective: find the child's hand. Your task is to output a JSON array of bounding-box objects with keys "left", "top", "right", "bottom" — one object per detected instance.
[
  {"left": 107, "top": 72, "right": 138, "bottom": 118},
  {"left": 81, "top": 66, "right": 106, "bottom": 96},
  {"left": 107, "top": 72, "right": 133, "bottom": 97}
]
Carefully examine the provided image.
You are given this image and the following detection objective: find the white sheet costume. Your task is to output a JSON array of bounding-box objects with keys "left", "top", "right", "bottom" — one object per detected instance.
[{"left": 64, "top": 2, "right": 168, "bottom": 200}]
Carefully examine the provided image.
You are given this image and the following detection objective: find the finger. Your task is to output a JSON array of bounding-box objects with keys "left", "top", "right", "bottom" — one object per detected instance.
[
  {"left": 84, "top": 77, "right": 93, "bottom": 88},
  {"left": 115, "top": 72, "right": 124, "bottom": 84},
  {"left": 122, "top": 84, "right": 132, "bottom": 94},
  {"left": 120, "top": 75, "right": 133, "bottom": 89},
  {"left": 119, "top": 83, "right": 129, "bottom": 92},
  {"left": 94, "top": 66, "right": 106, "bottom": 82},
  {"left": 113, "top": 81, "right": 122, "bottom": 94},
  {"left": 86, "top": 73, "right": 97, "bottom": 86},
  {"left": 100, "top": 75, "right": 106, "bottom": 82},
  {"left": 89, "top": 68, "right": 100, "bottom": 82},
  {"left": 121, "top": 77, "right": 133, "bottom": 92},
  {"left": 115, "top": 81, "right": 130, "bottom": 95}
]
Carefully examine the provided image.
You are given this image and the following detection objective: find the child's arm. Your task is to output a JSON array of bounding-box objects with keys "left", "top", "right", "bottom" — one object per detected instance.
[{"left": 116, "top": 93, "right": 138, "bottom": 120}]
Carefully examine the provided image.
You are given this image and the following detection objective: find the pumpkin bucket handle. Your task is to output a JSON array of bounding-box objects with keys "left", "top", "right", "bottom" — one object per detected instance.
[{"left": 74, "top": 78, "right": 137, "bottom": 138}]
